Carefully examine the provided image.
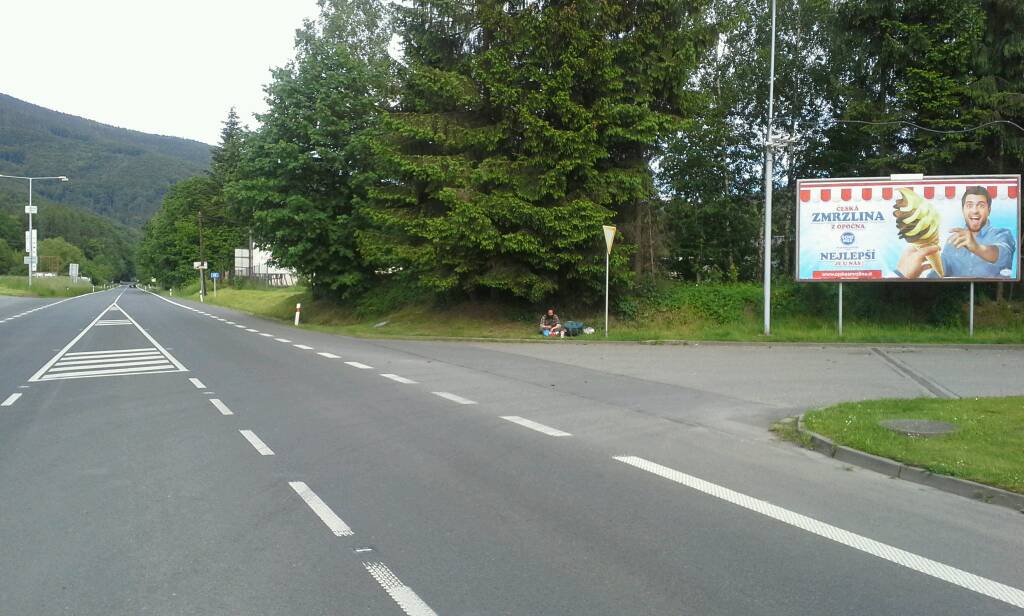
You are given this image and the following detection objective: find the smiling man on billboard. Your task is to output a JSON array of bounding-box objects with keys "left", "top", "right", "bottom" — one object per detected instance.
[{"left": 896, "top": 186, "right": 1017, "bottom": 278}]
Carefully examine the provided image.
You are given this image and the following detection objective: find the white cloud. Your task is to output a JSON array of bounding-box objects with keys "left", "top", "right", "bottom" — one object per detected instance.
[{"left": 0, "top": 0, "right": 321, "bottom": 144}]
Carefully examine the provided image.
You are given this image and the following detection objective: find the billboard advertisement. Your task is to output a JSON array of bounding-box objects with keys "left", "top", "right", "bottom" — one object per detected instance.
[{"left": 796, "top": 175, "right": 1021, "bottom": 282}]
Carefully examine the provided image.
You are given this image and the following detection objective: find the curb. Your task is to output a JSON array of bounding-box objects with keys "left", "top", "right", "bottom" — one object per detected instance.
[{"left": 797, "top": 415, "right": 1024, "bottom": 513}]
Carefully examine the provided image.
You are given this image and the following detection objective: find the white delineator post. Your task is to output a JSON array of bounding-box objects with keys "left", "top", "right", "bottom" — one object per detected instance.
[
  {"left": 603, "top": 225, "right": 617, "bottom": 338},
  {"left": 294, "top": 303, "right": 302, "bottom": 326}
]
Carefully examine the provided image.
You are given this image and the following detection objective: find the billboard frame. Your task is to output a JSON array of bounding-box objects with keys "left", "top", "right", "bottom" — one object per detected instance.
[{"left": 794, "top": 174, "right": 1022, "bottom": 284}]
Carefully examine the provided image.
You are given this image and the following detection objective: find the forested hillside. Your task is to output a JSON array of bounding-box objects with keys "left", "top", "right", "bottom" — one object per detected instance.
[
  {"left": 0, "top": 93, "right": 211, "bottom": 227},
  {"left": 0, "top": 183, "right": 138, "bottom": 282}
]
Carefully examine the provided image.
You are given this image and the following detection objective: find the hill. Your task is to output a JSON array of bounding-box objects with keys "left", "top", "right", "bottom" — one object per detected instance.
[{"left": 0, "top": 93, "right": 211, "bottom": 226}]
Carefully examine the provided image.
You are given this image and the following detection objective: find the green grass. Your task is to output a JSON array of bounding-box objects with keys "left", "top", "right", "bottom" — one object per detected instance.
[
  {"left": 163, "top": 279, "right": 1024, "bottom": 345},
  {"left": 803, "top": 397, "right": 1024, "bottom": 493},
  {"left": 0, "top": 275, "right": 95, "bottom": 297}
]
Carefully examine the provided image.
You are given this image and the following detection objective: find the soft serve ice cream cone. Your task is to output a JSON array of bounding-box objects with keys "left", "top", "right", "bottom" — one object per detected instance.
[{"left": 893, "top": 187, "right": 944, "bottom": 277}]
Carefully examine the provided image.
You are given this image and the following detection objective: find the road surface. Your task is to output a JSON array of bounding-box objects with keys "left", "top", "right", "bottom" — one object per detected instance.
[{"left": 1, "top": 287, "right": 1022, "bottom": 615}]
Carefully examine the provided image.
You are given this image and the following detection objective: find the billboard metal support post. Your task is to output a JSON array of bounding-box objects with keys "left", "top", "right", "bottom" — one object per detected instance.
[
  {"left": 838, "top": 283, "right": 843, "bottom": 336},
  {"left": 969, "top": 282, "right": 974, "bottom": 337},
  {"left": 605, "top": 250, "right": 609, "bottom": 338}
]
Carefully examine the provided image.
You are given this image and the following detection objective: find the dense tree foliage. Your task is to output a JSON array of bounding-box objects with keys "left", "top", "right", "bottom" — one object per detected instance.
[
  {"left": 136, "top": 0, "right": 1024, "bottom": 304},
  {"left": 0, "top": 185, "right": 137, "bottom": 282},
  {"left": 229, "top": 0, "right": 395, "bottom": 297}
]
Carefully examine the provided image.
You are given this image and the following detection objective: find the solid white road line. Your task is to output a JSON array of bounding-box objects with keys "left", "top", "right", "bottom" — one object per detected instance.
[
  {"left": 431, "top": 391, "right": 477, "bottom": 405},
  {"left": 345, "top": 361, "right": 373, "bottom": 370},
  {"left": 501, "top": 416, "right": 571, "bottom": 437},
  {"left": 116, "top": 307, "right": 187, "bottom": 372},
  {"left": 613, "top": 455, "right": 1024, "bottom": 610},
  {"left": 239, "top": 430, "right": 275, "bottom": 456},
  {"left": 189, "top": 378, "right": 207, "bottom": 389},
  {"left": 275, "top": 338, "right": 291, "bottom": 343},
  {"left": 28, "top": 302, "right": 117, "bottom": 381},
  {"left": 380, "top": 374, "right": 417, "bottom": 384},
  {"left": 39, "top": 365, "right": 180, "bottom": 381},
  {"left": 363, "top": 562, "right": 438, "bottom": 616},
  {"left": 288, "top": 481, "right": 353, "bottom": 537},
  {"left": 317, "top": 352, "right": 341, "bottom": 359},
  {"left": 210, "top": 398, "right": 234, "bottom": 416},
  {"left": 53, "top": 352, "right": 163, "bottom": 366},
  {"left": 1, "top": 393, "right": 22, "bottom": 407},
  {"left": 64, "top": 347, "right": 153, "bottom": 357},
  {"left": 47, "top": 354, "right": 167, "bottom": 368},
  {"left": 294, "top": 344, "right": 314, "bottom": 350}
]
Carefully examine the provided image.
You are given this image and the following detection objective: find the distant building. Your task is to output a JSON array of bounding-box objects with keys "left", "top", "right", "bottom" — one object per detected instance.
[{"left": 233, "top": 248, "right": 297, "bottom": 286}]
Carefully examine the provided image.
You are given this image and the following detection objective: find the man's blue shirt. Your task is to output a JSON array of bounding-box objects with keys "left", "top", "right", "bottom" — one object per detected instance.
[{"left": 940, "top": 223, "right": 1016, "bottom": 278}]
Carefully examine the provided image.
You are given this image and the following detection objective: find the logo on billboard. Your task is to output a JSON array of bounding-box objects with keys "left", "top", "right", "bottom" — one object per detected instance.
[{"left": 840, "top": 232, "right": 855, "bottom": 245}]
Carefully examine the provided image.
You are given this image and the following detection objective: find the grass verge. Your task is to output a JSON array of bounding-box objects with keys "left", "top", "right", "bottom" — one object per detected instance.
[
  {"left": 803, "top": 397, "right": 1024, "bottom": 494},
  {"left": 0, "top": 275, "right": 94, "bottom": 298},
  {"left": 167, "top": 280, "right": 1024, "bottom": 345}
]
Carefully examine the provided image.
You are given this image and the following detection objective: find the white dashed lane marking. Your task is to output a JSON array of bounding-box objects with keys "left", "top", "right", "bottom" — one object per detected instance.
[
  {"left": 239, "top": 430, "right": 275, "bottom": 456},
  {"left": 381, "top": 374, "right": 417, "bottom": 384},
  {"left": 259, "top": 333, "right": 274, "bottom": 337},
  {"left": 363, "top": 562, "right": 438, "bottom": 616},
  {"left": 210, "top": 399, "right": 234, "bottom": 416},
  {"left": 275, "top": 338, "right": 291, "bottom": 343},
  {"left": 431, "top": 392, "right": 477, "bottom": 405},
  {"left": 245, "top": 328, "right": 259, "bottom": 333},
  {"left": 345, "top": 361, "right": 373, "bottom": 370},
  {"left": 289, "top": 481, "right": 353, "bottom": 537},
  {"left": 501, "top": 416, "right": 571, "bottom": 437},
  {"left": 317, "top": 352, "right": 341, "bottom": 359},
  {"left": 1, "top": 393, "right": 22, "bottom": 407},
  {"left": 294, "top": 344, "right": 314, "bottom": 350},
  {"left": 613, "top": 455, "right": 1024, "bottom": 610},
  {"left": 189, "top": 378, "right": 206, "bottom": 389}
]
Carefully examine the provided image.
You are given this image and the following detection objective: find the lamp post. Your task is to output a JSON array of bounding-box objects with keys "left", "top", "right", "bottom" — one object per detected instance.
[
  {"left": 0, "top": 174, "right": 69, "bottom": 286},
  {"left": 761, "top": 0, "right": 797, "bottom": 336},
  {"left": 762, "top": 0, "right": 778, "bottom": 336}
]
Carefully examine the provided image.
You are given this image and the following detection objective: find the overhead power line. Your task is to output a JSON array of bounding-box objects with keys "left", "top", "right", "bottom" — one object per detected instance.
[{"left": 838, "top": 118, "right": 1024, "bottom": 135}]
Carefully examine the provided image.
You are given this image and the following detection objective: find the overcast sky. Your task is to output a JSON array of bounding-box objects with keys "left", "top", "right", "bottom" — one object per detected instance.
[{"left": 1, "top": 0, "right": 322, "bottom": 145}]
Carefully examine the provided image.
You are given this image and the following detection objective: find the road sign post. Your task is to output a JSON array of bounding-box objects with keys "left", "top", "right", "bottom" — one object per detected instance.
[
  {"left": 193, "top": 261, "right": 208, "bottom": 302},
  {"left": 211, "top": 271, "right": 220, "bottom": 297},
  {"left": 603, "top": 225, "right": 616, "bottom": 338}
]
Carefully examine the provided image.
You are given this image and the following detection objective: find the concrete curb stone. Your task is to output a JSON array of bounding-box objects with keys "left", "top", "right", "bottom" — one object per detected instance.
[{"left": 797, "top": 415, "right": 1024, "bottom": 513}]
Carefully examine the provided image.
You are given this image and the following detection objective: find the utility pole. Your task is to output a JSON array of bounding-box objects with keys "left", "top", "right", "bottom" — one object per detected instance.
[{"left": 199, "top": 210, "right": 206, "bottom": 297}]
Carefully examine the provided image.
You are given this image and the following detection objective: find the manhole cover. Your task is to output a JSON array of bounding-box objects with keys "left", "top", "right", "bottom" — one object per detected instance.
[{"left": 879, "top": 419, "right": 958, "bottom": 437}]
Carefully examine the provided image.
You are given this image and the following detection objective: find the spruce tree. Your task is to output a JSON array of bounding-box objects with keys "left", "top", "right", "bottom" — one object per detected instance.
[{"left": 360, "top": 0, "right": 714, "bottom": 302}]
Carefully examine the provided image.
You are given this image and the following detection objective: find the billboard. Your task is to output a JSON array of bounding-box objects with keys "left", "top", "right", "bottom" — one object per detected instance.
[{"left": 796, "top": 175, "right": 1021, "bottom": 282}]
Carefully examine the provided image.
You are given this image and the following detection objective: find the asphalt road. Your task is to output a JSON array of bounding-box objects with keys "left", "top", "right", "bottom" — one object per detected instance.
[{"left": 1, "top": 287, "right": 1022, "bottom": 615}]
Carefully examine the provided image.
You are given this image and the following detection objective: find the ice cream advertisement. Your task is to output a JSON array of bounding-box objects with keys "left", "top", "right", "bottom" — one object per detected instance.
[{"left": 796, "top": 175, "right": 1021, "bottom": 282}]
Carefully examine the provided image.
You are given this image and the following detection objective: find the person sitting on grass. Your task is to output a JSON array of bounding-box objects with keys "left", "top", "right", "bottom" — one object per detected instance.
[{"left": 539, "top": 308, "right": 565, "bottom": 338}]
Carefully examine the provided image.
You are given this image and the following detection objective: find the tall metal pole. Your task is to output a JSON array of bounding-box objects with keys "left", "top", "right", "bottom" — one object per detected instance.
[
  {"left": 27, "top": 178, "right": 33, "bottom": 287},
  {"left": 762, "top": 0, "right": 778, "bottom": 336}
]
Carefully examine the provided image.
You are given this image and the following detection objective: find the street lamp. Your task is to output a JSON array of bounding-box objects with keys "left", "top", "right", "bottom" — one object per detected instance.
[
  {"left": 761, "top": 0, "right": 798, "bottom": 336},
  {"left": 0, "top": 174, "right": 70, "bottom": 286}
]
